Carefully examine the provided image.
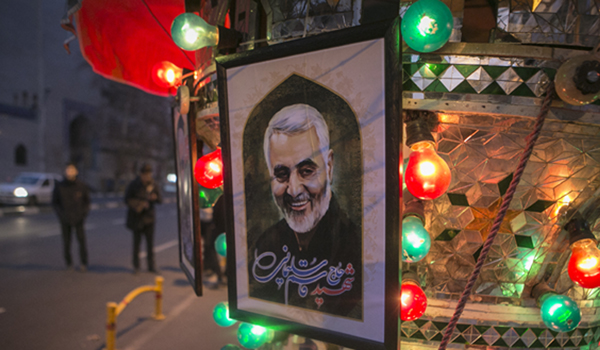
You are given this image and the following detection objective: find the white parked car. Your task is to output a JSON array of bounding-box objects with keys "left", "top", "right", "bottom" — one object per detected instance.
[{"left": 0, "top": 173, "right": 63, "bottom": 206}]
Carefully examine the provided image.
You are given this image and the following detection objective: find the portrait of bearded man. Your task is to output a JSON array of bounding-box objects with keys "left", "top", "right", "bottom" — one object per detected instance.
[{"left": 248, "top": 103, "right": 362, "bottom": 319}]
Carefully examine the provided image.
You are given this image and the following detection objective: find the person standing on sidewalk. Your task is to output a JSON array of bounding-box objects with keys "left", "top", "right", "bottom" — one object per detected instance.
[
  {"left": 52, "top": 163, "right": 91, "bottom": 272},
  {"left": 125, "top": 163, "right": 162, "bottom": 274}
]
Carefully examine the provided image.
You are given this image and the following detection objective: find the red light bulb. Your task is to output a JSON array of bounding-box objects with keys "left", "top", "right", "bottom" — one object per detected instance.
[
  {"left": 405, "top": 141, "right": 451, "bottom": 200},
  {"left": 194, "top": 148, "right": 223, "bottom": 189},
  {"left": 400, "top": 280, "right": 427, "bottom": 321},
  {"left": 568, "top": 238, "right": 600, "bottom": 289},
  {"left": 152, "top": 61, "right": 182, "bottom": 88}
]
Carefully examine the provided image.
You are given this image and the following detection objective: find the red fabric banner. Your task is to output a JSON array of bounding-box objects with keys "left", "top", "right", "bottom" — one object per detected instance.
[{"left": 75, "top": 0, "right": 196, "bottom": 96}]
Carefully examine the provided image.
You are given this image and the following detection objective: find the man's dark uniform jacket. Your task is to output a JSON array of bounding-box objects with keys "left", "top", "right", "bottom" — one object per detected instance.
[
  {"left": 52, "top": 179, "right": 90, "bottom": 225},
  {"left": 249, "top": 195, "right": 362, "bottom": 319},
  {"left": 125, "top": 177, "right": 162, "bottom": 231}
]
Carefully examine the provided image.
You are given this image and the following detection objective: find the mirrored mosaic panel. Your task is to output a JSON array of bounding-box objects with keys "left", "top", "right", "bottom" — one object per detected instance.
[
  {"left": 402, "top": 54, "right": 560, "bottom": 98},
  {"left": 401, "top": 320, "right": 600, "bottom": 349},
  {"left": 260, "top": 0, "right": 360, "bottom": 42},
  {"left": 496, "top": 0, "right": 600, "bottom": 47},
  {"left": 407, "top": 112, "right": 600, "bottom": 306}
]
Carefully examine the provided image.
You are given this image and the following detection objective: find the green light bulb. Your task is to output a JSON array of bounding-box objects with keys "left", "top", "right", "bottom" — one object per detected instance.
[
  {"left": 402, "top": 215, "right": 431, "bottom": 262},
  {"left": 215, "top": 233, "right": 227, "bottom": 257},
  {"left": 171, "top": 13, "right": 218, "bottom": 51},
  {"left": 540, "top": 293, "right": 581, "bottom": 332},
  {"left": 401, "top": 0, "right": 453, "bottom": 53},
  {"left": 213, "top": 302, "right": 237, "bottom": 327},
  {"left": 237, "top": 323, "right": 268, "bottom": 349},
  {"left": 199, "top": 185, "right": 223, "bottom": 208}
]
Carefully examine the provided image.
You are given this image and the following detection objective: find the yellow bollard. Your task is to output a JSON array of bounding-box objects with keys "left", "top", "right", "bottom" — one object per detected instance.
[
  {"left": 105, "top": 302, "right": 117, "bottom": 350},
  {"left": 104, "top": 276, "right": 165, "bottom": 349},
  {"left": 153, "top": 276, "right": 166, "bottom": 320}
]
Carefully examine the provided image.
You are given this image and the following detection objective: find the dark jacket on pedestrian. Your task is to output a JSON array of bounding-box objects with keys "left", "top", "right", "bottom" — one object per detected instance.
[
  {"left": 125, "top": 177, "right": 162, "bottom": 231},
  {"left": 52, "top": 179, "right": 91, "bottom": 225}
]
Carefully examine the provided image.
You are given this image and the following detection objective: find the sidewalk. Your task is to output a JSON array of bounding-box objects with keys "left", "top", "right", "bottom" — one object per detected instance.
[
  {"left": 111, "top": 275, "right": 339, "bottom": 350},
  {"left": 0, "top": 196, "right": 176, "bottom": 217}
]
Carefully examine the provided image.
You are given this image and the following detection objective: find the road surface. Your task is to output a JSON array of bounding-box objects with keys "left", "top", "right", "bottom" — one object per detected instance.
[{"left": 0, "top": 203, "right": 237, "bottom": 350}]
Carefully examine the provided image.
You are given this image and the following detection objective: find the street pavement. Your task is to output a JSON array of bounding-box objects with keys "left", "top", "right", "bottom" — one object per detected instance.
[{"left": 0, "top": 202, "right": 239, "bottom": 350}]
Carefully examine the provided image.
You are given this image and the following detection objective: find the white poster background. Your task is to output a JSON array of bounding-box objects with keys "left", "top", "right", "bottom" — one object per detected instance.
[{"left": 226, "top": 39, "right": 387, "bottom": 342}]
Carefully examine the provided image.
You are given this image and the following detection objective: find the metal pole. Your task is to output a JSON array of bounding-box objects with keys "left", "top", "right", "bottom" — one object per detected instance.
[
  {"left": 153, "top": 276, "right": 165, "bottom": 320},
  {"left": 105, "top": 302, "right": 117, "bottom": 350}
]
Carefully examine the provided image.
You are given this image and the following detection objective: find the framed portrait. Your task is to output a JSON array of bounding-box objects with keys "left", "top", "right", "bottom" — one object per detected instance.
[
  {"left": 216, "top": 19, "right": 401, "bottom": 349},
  {"left": 173, "top": 105, "right": 203, "bottom": 296}
]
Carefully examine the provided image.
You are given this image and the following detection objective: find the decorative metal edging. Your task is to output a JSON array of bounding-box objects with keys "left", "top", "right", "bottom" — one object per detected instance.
[{"left": 401, "top": 320, "right": 600, "bottom": 349}]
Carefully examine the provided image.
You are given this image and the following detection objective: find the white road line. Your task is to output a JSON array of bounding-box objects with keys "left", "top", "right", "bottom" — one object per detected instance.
[
  {"left": 123, "top": 293, "right": 196, "bottom": 350},
  {"left": 139, "top": 239, "right": 178, "bottom": 258}
]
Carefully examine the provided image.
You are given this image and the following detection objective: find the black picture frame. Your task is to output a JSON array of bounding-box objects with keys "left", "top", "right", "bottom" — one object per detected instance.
[
  {"left": 216, "top": 19, "right": 401, "bottom": 350},
  {"left": 172, "top": 104, "right": 203, "bottom": 296}
]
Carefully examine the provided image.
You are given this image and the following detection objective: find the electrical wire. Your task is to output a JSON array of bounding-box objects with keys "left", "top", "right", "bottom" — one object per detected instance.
[
  {"left": 138, "top": 0, "right": 195, "bottom": 67},
  {"left": 437, "top": 81, "right": 555, "bottom": 350}
]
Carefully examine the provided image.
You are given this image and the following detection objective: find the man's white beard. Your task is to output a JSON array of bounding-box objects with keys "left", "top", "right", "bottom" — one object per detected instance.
[{"left": 277, "top": 183, "right": 332, "bottom": 234}]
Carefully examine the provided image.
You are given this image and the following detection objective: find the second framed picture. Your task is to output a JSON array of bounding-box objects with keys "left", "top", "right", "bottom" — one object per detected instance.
[
  {"left": 217, "top": 19, "right": 401, "bottom": 350},
  {"left": 173, "top": 102, "right": 203, "bottom": 296}
]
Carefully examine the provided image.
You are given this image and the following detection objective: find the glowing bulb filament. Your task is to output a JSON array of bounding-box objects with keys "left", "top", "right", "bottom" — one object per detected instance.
[
  {"left": 578, "top": 257, "right": 598, "bottom": 270},
  {"left": 166, "top": 69, "right": 175, "bottom": 83},
  {"left": 419, "top": 161, "right": 436, "bottom": 176},
  {"left": 407, "top": 232, "right": 425, "bottom": 248},
  {"left": 417, "top": 16, "right": 438, "bottom": 36},
  {"left": 554, "top": 195, "right": 571, "bottom": 216},
  {"left": 209, "top": 161, "right": 221, "bottom": 173},
  {"left": 251, "top": 326, "right": 267, "bottom": 336},
  {"left": 183, "top": 23, "right": 200, "bottom": 43},
  {"left": 401, "top": 291, "right": 410, "bottom": 306}
]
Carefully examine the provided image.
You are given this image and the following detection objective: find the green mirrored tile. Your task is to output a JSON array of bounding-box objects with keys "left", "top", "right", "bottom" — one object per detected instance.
[
  {"left": 515, "top": 235, "right": 535, "bottom": 249},
  {"left": 450, "top": 80, "right": 478, "bottom": 94},
  {"left": 454, "top": 64, "right": 480, "bottom": 78},
  {"left": 424, "top": 63, "right": 450, "bottom": 77},
  {"left": 543, "top": 68, "right": 556, "bottom": 80},
  {"left": 510, "top": 83, "right": 536, "bottom": 97},
  {"left": 424, "top": 80, "right": 449, "bottom": 92},
  {"left": 480, "top": 81, "right": 506, "bottom": 95},
  {"left": 414, "top": 319, "right": 428, "bottom": 328},
  {"left": 525, "top": 200, "right": 555, "bottom": 212},
  {"left": 404, "top": 63, "right": 424, "bottom": 77},
  {"left": 512, "top": 67, "right": 540, "bottom": 81},
  {"left": 436, "top": 229, "right": 461, "bottom": 241},
  {"left": 498, "top": 173, "right": 513, "bottom": 196},
  {"left": 447, "top": 193, "right": 469, "bottom": 206},
  {"left": 403, "top": 79, "right": 422, "bottom": 92},
  {"left": 473, "top": 246, "right": 483, "bottom": 261},
  {"left": 483, "top": 66, "right": 510, "bottom": 80}
]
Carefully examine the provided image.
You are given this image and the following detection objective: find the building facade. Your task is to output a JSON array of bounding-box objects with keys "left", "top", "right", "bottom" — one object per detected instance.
[{"left": 0, "top": 0, "right": 173, "bottom": 191}]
